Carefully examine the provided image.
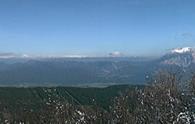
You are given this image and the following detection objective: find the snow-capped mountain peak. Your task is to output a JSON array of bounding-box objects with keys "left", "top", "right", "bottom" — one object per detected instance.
[
  {"left": 171, "top": 47, "right": 192, "bottom": 54},
  {"left": 161, "top": 47, "right": 195, "bottom": 67},
  {"left": 109, "top": 51, "right": 123, "bottom": 57}
]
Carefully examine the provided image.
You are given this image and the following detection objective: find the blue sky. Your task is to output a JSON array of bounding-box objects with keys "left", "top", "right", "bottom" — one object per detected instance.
[{"left": 0, "top": 0, "right": 195, "bottom": 56}]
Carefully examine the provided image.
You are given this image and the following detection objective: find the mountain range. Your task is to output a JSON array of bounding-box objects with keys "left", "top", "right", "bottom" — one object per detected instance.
[{"left": 0, "top": 47, "right": 195, "bottom": 86}]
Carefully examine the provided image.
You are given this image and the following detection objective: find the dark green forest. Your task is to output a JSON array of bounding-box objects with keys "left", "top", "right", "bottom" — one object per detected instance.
[{"left": 1, "top": 72, "right": 195, "bottom": 123}]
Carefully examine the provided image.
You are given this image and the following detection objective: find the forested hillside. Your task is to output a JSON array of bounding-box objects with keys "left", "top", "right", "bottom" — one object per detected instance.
[{"left": 1, "top": 72, "right": 195, "bottom": 123}]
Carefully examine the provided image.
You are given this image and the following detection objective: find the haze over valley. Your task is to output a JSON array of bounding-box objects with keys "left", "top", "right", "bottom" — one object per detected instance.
[{"left": 0, "top": 47, "right": 194, "bottom": 86}]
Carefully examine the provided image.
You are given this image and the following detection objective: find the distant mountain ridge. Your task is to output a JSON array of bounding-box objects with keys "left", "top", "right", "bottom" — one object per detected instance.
[
  {"left": 161, "top": 47, "right": 195, "bottom": 67},
  {"left": 0, "top": 47, "right": 195, "bottom": 86}
]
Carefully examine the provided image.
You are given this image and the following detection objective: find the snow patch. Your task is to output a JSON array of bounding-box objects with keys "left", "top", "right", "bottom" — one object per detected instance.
[
  {"left": 109, "top": 51, "right": 123, "bottom": 57},
  {"left": 171, "top": 47, "right": 192, "bottom": 54}
]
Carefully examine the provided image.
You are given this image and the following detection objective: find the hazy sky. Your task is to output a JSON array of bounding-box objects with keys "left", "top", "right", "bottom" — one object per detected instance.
[{"left": 0, "top": 0, "right": 195, "bottom": 56}]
